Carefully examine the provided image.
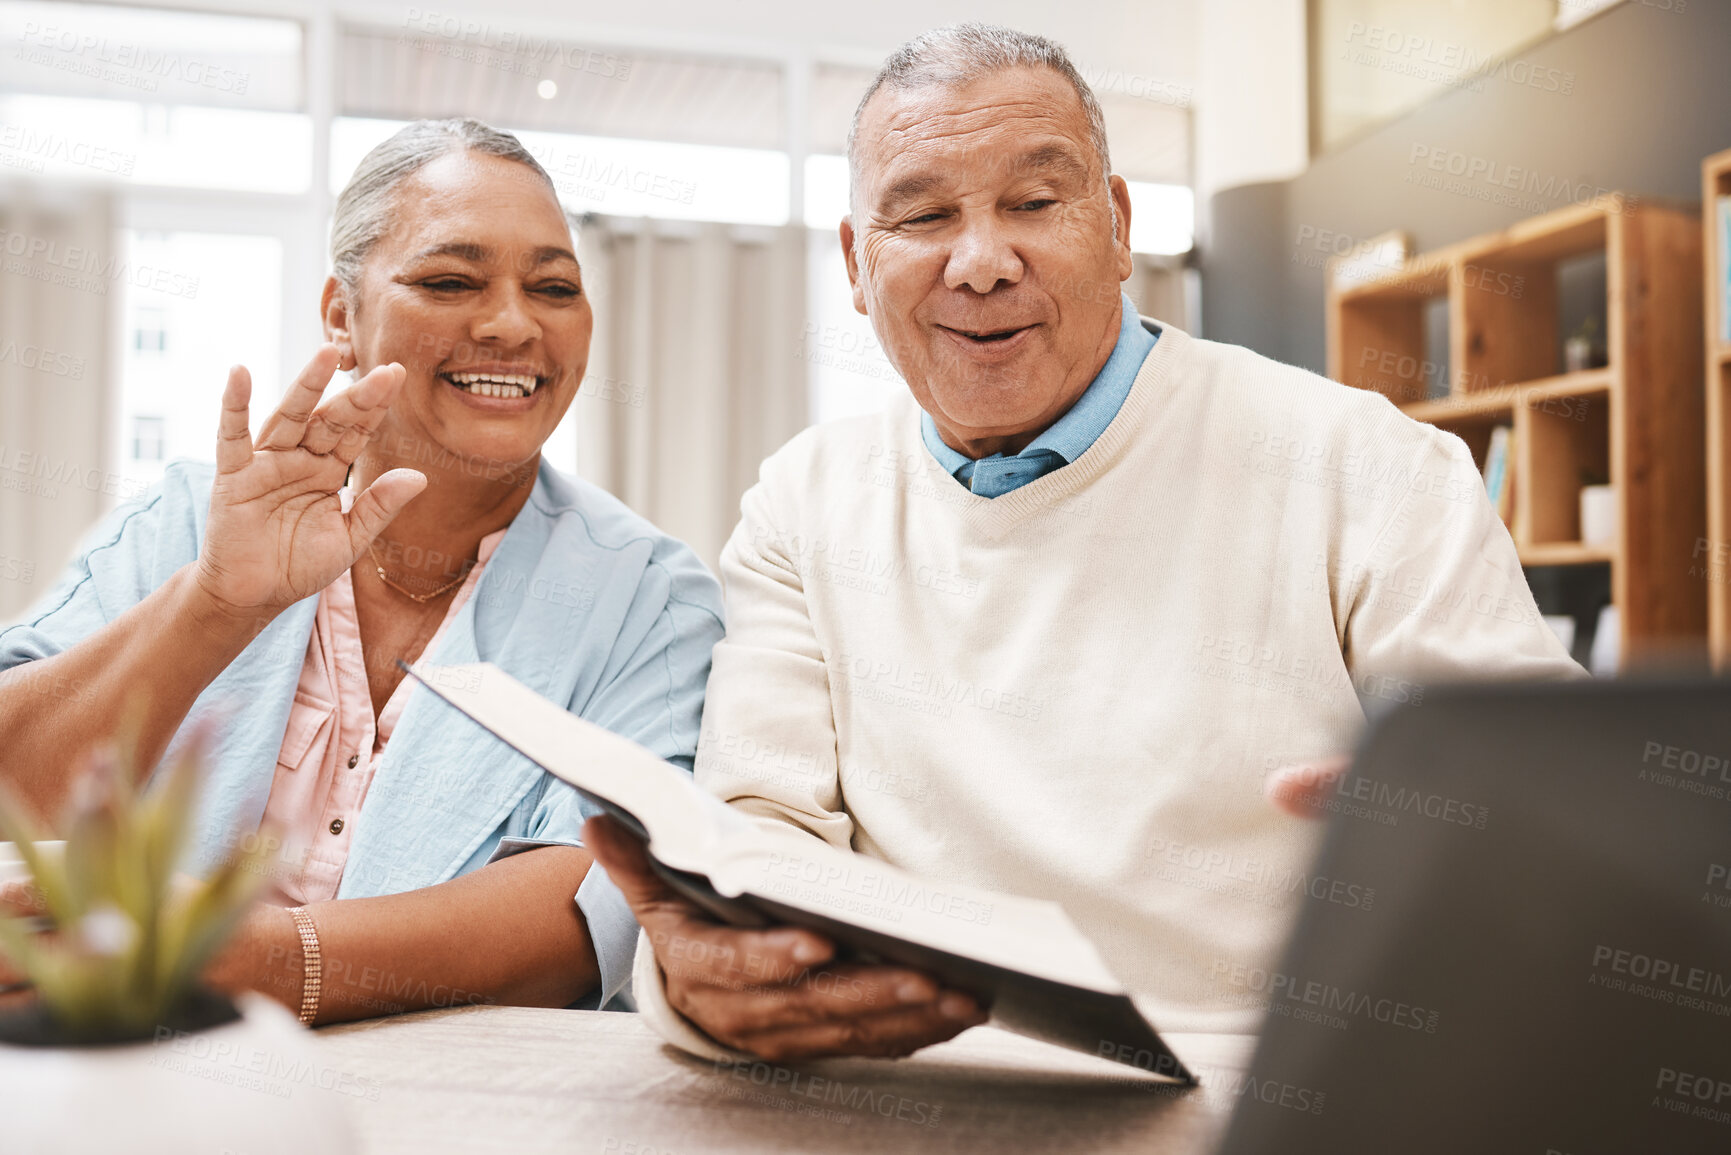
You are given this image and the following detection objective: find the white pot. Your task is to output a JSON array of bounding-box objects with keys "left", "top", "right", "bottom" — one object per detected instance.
[{"left": 0, "top": 993, "right": 359, "bottom": 1154}]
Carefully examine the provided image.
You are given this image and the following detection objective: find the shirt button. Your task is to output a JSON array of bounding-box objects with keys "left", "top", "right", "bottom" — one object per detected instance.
[
  {"left": 329, "top": 818, "right": 345, "bottom": 835},
  {"left": 347, "top": 754, "right": 359, "bottom": 769}
]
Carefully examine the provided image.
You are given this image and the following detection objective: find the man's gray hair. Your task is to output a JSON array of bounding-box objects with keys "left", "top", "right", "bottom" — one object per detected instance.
[
  {"left": 845, "top": 23, "right": 1112, "bottom": 206},
  {"left": 329, "top": 117, "right": 557, "bottom": 298}
]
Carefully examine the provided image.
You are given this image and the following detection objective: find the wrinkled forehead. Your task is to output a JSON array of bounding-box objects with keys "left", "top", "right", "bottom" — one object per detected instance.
[{"left": 851, "top": 69, "right": 1099, "bottom": 206}]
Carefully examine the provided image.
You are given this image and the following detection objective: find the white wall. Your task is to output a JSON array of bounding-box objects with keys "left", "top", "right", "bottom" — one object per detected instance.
[{"left": 1194, "top": 0, "right": 1309, "bottom": 200}]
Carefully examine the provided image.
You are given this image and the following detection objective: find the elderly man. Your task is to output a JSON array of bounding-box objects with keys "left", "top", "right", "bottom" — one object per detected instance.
[{"left": 587, "top": 23, "right": 1579, "bottom": 1061}]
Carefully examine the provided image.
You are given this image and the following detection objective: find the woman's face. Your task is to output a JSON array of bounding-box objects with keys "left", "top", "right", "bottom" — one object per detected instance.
[{"left": 327, "top": 149, "right": 591, "bottom": 480}]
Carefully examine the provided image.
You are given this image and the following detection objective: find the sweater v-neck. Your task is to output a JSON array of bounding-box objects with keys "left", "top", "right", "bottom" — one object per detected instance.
[{"left": 906, "top": 321, "right": 1185, "bottom": 541}]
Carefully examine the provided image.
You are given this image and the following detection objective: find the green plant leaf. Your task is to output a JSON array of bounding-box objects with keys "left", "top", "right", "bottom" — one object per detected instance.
[
  {"left": 0, "top": 725, "right": 268, "bottom": 1033},
  {"left": 0, "top": 910, "right": 42, "bottom": 976}
]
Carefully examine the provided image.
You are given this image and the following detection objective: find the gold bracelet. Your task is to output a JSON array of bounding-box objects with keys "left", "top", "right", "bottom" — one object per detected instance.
[{"left": 287, "top": 905, "right": 322, "bottom": 1026}]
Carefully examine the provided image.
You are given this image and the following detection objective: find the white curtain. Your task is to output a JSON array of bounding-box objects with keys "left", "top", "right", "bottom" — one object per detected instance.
[
  {"left": 571, "top": 216, "right": 808, "bottom": 572},
  {"left": 0, "top": 184, "right": 117, "bottom": 622}
]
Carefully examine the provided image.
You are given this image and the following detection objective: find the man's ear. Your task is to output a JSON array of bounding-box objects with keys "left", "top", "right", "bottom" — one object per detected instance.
[
  {"left": 1108, "top": 175, "right": 1134, "bottom": 283},
  {"left": 840, "top": 217, "right": 868, "bottom": 316},
  {"left": 319, "top": 275, "right": 357, "bottom": 371}
]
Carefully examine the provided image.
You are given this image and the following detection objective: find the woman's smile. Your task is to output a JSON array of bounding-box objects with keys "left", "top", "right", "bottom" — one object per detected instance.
[{"left": 435, "top": 360, "right": 556, "bottom": 411}]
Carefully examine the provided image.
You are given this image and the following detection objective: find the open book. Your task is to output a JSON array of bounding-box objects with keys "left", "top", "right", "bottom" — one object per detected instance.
[{"left": 405, "top": 661, "right": 1194, "bottom": 1083}]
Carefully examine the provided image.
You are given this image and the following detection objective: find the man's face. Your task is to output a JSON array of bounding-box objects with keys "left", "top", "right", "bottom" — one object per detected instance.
[{"left": 843, "top": 67, "right": 1133, "bottom": 452}]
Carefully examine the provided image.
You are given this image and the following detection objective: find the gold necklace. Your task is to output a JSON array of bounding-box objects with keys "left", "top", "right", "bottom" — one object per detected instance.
[{"left": 366, "top": 542, "right": 472, "bottom": 603}]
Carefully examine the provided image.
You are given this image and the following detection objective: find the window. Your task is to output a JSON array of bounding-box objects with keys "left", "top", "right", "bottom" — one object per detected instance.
[
  {"left": 117, "top": 230, "right": 283, "bottom": 492},
  {"left": 332, "top": 118, "right": 790, "bottom": 226},
  {"left": 131, "top": 416, "right": 165, "bottom": 461},
  {"left": 0, "top": 3, "right": 309, "bottom": 192},
  {"left": 132, "top": 306, "right": 167, "bottom": 353}
]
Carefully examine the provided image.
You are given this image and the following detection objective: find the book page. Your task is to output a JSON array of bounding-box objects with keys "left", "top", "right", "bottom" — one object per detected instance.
[
  {"left": 405, "top": 662, "right": 753, "bottom": 875},
  {"left": 409, "top": 662, "right": 1126, "bottom": 995}
]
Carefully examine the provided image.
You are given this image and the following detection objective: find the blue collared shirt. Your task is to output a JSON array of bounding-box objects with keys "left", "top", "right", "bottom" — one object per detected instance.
[{"left": 919, "top": 295, "right": 1157, "bottom": 497}]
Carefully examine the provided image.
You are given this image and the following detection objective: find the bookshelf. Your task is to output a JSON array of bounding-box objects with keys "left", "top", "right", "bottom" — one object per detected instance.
[
  {"left": 1327, "top": 197, "right": 1707, "bottom": 668},
  {"left": 1706, "top": 149, "right": 1731, "bottom": 670}
]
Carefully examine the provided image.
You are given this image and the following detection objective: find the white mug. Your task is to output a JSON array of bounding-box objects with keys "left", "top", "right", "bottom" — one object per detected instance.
[{"left": 1579, "top": 484, "right": 1617, "bottom": 547}]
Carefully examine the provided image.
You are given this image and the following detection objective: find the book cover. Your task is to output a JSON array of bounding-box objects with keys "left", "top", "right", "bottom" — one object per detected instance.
[{"left": 1482, "top": 425, "right": 1512, "bottom": 527}]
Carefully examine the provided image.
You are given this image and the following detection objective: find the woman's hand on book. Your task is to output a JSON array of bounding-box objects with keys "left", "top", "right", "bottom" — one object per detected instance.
[{"left": 585, "top": 815, "right": 988, "bottom": 1061}]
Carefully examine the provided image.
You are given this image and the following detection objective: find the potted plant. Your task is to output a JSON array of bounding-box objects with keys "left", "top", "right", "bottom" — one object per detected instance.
[{"left": 0, "top": 735, "right": 358, "bottom": 1153}]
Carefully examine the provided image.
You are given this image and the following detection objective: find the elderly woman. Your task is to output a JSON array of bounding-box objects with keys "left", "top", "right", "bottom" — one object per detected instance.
[{"left": 0, "top": 119, "right": 722, "bottom": 1022}]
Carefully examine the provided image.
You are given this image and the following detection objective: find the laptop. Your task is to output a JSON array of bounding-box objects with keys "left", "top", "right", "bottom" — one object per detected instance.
[{"left": 1217, "top": 678, "right": 1731, "bottom": 1155}]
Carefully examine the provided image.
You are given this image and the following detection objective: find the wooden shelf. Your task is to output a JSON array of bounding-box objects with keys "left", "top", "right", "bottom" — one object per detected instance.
[
  {"left": 1459, "top": 200, "right": 1612, "bottom": 264},
  {"left": 1400, "top": 369, "right": 1613, "bottom": 425},
  {"left": 1328, "top": 195, "right": 1708, "bottom": 670},
  {"left": 1706, "top": 148, "right": 1731, "bottom": 671},
  {"left": 1335, "top": 259, "right": 1452, "bottom": 304},
  {"left": 1520, "top": 542, "right": 1616, "bottom": 567}
]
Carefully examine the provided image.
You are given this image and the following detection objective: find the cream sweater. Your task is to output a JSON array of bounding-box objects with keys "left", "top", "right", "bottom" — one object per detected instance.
[{"left": 634, "top": 323, "right": 1580, "bottom": 1056}]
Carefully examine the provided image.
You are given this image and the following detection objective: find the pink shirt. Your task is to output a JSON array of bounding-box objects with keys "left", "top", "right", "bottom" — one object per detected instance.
[{"left": 259, "top": 529, "right": 506, "bottom": 905}]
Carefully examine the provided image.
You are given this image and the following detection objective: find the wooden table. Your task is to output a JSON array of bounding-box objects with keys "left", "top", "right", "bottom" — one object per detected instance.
[{"left": 315, "top": 1006, "right": 1256, "bottom": 1154}]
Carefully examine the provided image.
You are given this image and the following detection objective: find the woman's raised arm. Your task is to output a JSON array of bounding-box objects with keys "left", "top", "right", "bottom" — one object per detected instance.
[{"left": 0, "top": 345, "right": 425, "bottom": 821}]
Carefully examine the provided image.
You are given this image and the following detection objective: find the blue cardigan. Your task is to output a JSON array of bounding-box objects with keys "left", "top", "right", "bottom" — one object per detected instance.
[{"left": 0, "top": 458, "right": 724, "bottom": 1009}]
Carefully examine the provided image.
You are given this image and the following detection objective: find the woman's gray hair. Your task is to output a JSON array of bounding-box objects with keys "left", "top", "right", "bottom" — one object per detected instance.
[
  {"left": 329, "top": 117, "right": 556, "bottom": 298},
  {"left": 845, "top": 23, "right": 1112, "bottom": 206}
]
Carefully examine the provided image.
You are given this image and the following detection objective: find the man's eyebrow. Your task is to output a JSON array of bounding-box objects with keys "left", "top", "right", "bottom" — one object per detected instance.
[
  {"left": 871, "top": 142, "right": 1093, "bottom": 217},
  {"left": 1013, "top": 143, "right": 1091, "bottom": 183},
  {"left": 874, "top": 172, "right": 949, "bottom": 217}
]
